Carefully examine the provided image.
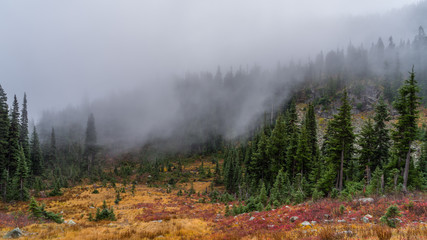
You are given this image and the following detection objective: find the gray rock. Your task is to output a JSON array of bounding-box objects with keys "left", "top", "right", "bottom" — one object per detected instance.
[
  {"left": 290, "top": 216, "right": 298, "bottom": 222},
  {"left": 340, "top": 230, "right": 354, "bottom": 235},
  {"left": 301, "top": 221, "right": 311, "bottom": 227},
  {"left": 311, "top": 221, "right": 317, "bottom": 225},
  {"left": 358, "top": 198, "right": 374, "bottom": 203},
  {"left": 324, "top": 214, "right": 331, "bottom": 219},
  {"left": 3, "top": 228, "right": 23, "bottom": 239},
  {"left": 249, "top": 216, "right": 255, "bottom": 221},
  {"left": 67, "top": 220, "right": 76, "bottom": 225},
  {"left": 337, "top": 219, "right": 346, "bottom": 223}
]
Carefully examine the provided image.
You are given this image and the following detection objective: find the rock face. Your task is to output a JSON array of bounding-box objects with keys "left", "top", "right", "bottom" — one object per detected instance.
[{"left": 3, "top": 228, "right": 23, "bottom": 239}]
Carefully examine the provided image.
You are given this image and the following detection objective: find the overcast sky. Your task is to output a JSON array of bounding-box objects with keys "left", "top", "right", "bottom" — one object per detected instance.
[{"left": 0, "top": 0, "right": 422, "bottom": 120}]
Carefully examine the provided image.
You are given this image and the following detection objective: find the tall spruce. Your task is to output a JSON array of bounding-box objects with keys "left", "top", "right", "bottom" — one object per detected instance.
[
  {"left": 48, "top": 127, "right": 57, "bottom": 168},
  {"left": 0, "top": 85, "right": 9, "bottom": 199},
  {"left": 284, "top": 100, "right": 299, "bottom": 178},
  {"left": 84, "top": 113, "right": 98, "bottom": 172},
  {"left": 392, "top": 68, "right": 420, "bottom": 192},
  {"left": 30, "top": 126, "right": 43, "bottom": 176},
  {"left": 19, "top": 93, "right": 30, "bottom": 163},
  {"left": 373, "top": 97, "right": 391, "bottom": 169},
  {"left": 7, "top": 95, "right": 20, "bottom": 175},
  {"left": 267, "top": 114, "right": 286, "bottom": 175},
  {"left": 14, "top": 146, "right": 29, "bottom": 201},
  {"left": 248, "top": 130, "right": 270, "bottom": 184},
  {"left": 324, "top": 90, "right": 354, "bottom": 191},
  {"left": 295, "top": 125, "right": 311, "bottom": 178},
  {"left": 358, "top": 119, "right": 376, "bottom": 183}
]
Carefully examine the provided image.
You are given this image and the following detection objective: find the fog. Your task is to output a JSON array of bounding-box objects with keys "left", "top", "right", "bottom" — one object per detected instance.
[{"left": 1, "top": 0, "right": 426, "bottom": 152}]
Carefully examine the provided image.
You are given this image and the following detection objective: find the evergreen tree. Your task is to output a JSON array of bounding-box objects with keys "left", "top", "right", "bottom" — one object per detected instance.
[
  {"left": 30, "top": 126, "right": 43, "bottom": 176},
  {"left": 305, "top": 103, "right": 319, "bottom": 168},
  {"left": 322, "top": 90, "right": 354, "bottom": 191},
  {"left": 373, "top": 97, "right": 391, "bottom": 170},
  {"left": 392, "top": 68, "right": 420, "bottom": 192},
  {"left": 358, "top": 119, "right": 376, "bottom": 183},
  {"left": 7, "top": 95, "right": 20, "bottom": 174},
  {"left": 84, "top": 113, "right": 98, "bottom": 172},
  {"left": 47, "top": 128, "right": 57, "bottom": 168},
  {"left": 19, "top": 93, "right": 30, "bottom": 164},
  {"left": 248, "top": 130, "right": 270, "bottom": 185},
  {"left": 0, "top": 85, "right": 9, "bottom": 199},
  {"left": 13, "top": 146, "right": 29, "bottom": 201},
  {"left": 267, "top": 114, "right": 286, "bottom": 175},
  {"left": 295, "top": 125, "right": 311, "bottom": 178},
  {"left": 284, "top": 99, "right": 299, "bottom": 177},
  {"left": 270, "top": 169, "right": 290, "bottom": 206}
]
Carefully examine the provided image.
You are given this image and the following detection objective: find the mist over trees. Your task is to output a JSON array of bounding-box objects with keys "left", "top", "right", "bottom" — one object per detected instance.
[{"left": 35, "top": 25, "right": 427, "bottom": 155}]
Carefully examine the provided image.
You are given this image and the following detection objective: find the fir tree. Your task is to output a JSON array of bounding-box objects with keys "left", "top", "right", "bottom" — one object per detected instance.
[
  {"left": 322, "top": 90, "right": 354, "bottom": 191},
  {"left": 15, "top": 146, "right": 29, "bottom": 201},
  {"left": 295, "top": 125, "right": 311, "bottom": 178},
  {"left": 358, "top": 119, "right": 376, "bottom": 183},
  {"left": 305, "top": 103, "right": 319, "bottom": 174},
  {"left": 30, "top": 126, "right": 43, "bottom": 176},
  {"left": 248, "top": 130, "right": 270, "bottom": 185},
  {"left": 19, "top": 93, "right": 30, "bottom": 164},
  {"left": 7, "top": 95, "right": 20, "bottom": 175},
  {"left": 47, "top": 128, "right": 57, "bottom": 168},
  {"left": 84, "top": 113, "right": 98, "bottom": 172},
  {"left": 392, "top": 68, "right": 421, "bottom": 192},
  {"left": 0, "top": 85, "right": 9, "bottom": 200},
  {"left": 267, "top": 114, "right": 286, "bottom": 174},
  {"left": 373, "top": 97, "right": 391, "bottom": 169}
]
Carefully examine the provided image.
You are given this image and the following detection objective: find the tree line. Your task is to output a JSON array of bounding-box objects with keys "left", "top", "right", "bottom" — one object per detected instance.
[
  {"left": 221, "top": 69, "right": 426, "bottom": 207},
  {"left": 0, "top": 86, "right": 99, "bottom": 202}
]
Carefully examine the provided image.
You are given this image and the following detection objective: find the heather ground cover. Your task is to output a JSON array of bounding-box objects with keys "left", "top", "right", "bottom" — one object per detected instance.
[{"left": 0, "top": 182, "right": 425, "bottom": 239}]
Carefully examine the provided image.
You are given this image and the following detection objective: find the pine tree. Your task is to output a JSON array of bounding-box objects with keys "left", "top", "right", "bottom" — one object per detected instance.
[
  {"left": 270, "top": 169, "right": 290, "bottom": 206},
  {"left": 47, "top": 128, "right": 57, "bottom": 168},
  {"left": 284, "top": 99, "right": 299, "bottom": 177},
  {"left": 0, "top": 85, "right": 9, "bottom": 200},
  {"left": 358, "top": 119, "right": 376, "bottom": 183},
  {"left": 305, "top": 103, "right": 319, "bottom": 169},
  {"left": 322, "top": 90, "right": 354, "bottom": 191},
  {"left": 30, "top": 126, "right": 43, "bottom": 176},
  {"left": 14, "top": 146, "right": 29, "bottom": 201},
  {"left": 295, "top": 125, "right": 311, "bottom": 178},
  {"left": 392, "top": 68, "right": 421, "bottom": 192},
  {"left": 267, "top": 114, "right": 286, "bottom": 174},
  {"left": 7, "top": 95, "right": 20, "bottom": 175},
  {"left": 373, "top": 97, "right": 391, "bottom": 170},
  {"left": 248, "top": 130, "right": 270, "bottom": 185},
  {"left": 84, "top": 113, "right": 98, "bottom": 172},
  {"left": 19, "top": 93, "right": 30, "bottom": 164}
]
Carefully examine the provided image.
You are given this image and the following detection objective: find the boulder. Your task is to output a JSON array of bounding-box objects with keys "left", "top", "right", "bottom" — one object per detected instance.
[
  {"left": 357, "top": 198, "right": 374, "bottom": 204},
  {"left": 3, "top": 228, "right": 23, "bottom": 239},
  {"left": 290, "top": 216, "right": 298, "bottom": 222},
  {"left": 66, "top": 220, "right": 76, "bottom": 225},
  {"left": 301, "top": 221, "right": 311, "bottom": 227}
]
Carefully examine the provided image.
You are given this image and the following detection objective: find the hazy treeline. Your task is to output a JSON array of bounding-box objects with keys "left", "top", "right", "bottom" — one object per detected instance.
[{"left": 36, "top": 26, "right": 427, "bottom": 156}]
